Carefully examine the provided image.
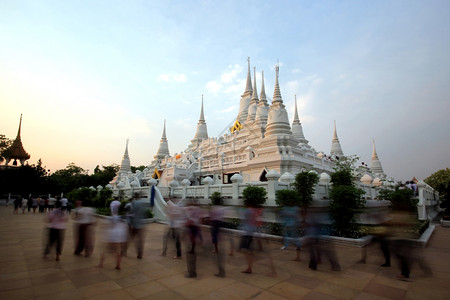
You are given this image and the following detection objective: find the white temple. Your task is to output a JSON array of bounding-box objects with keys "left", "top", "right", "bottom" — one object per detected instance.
[
  {"left": 109, "top": 58, "right": 442, "bottom": 222},
  {"left": 110, "top": 58, "right": 393, "bottom": 192}
]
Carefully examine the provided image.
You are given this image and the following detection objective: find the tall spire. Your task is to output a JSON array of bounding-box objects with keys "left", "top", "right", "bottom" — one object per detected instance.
[
  {"left": 3, "top": 114, "right": 30, "bottom": 166},
  {"left": 259, "top": 70, "right": 267, "bottom": 102},
  {"left": 199, "top": 94, "right": 205, "bottom": 122},
  {"left": 119, "top": 139, "right": 131, "bottom": 173},
  {"left": 330, "top": 120, "right": 344, "bottom": 157},
  {"left": 265, "top": 64, "right": 292, "bottom": 137},
  {"left": 245, "top": 67, "right": 259, "bottom": 124},
  {"left": 272, "top": 65, "right": 282, "bottom": 104},
  {"left": 237, "top": 57, "right": 253, "bottom": 123},
  {"left": 155, "top": 120, "right": 170, "bottom": 160},
  {"left": 192, "top": 95, "right": 209, "bottom": 143},
  {"left": 291, "top": 95, "right": 308, "bottom": 143},
  {"left": 370, "top": 139, "right": 385, "bottom": 176},
  {"left": 255, "top": 70, "right": 269, "bottom": 135},
  {"left": 243, "top": 57, "right": 253, "bottom": 97}
]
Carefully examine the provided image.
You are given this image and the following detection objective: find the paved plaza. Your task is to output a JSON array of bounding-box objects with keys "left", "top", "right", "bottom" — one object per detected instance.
[{"left": 0, "top": 206, "right": 449, "bottom": 300}]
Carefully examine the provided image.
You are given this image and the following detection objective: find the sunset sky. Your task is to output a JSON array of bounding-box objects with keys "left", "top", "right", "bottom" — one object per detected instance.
[{"left": 1, "top": 0, "right": 449, "bottom": 181}]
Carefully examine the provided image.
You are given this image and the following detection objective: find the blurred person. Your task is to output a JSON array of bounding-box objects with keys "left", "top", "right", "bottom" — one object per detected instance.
[
  {"left": 184, "top": 203, "right": 206, "bottom": 278},
  {"left": 60, "top": 196, "right": 68, "bottom": 213},
  {"left": 279, "top": 204, "right": 301, "bottom": 261},
  {"left": 305, "top": 211, "right": 340, "bottom": 271},
  {"left": 124, "top": 196, "right": 146, "bottom": 259},
  {"left": 73, "top": 200, "right": 96, "bottom": 257},
  {"left": 13, "top": 196, "right": 20, "bottom": 214},
  {"left": 161, "top": 200, "right": 185, "bottom": 259},
  {"left": 43, "top": 200, "right": 68, "bottom": 261},
  {"left": 390, "top": 210, "right": 432, "bottom": 280},
  {"left": 48, "top": 196, "right": 56, "bottom": 211},
  {"left": 209, "top": 198, "right": 228, "bottom": 277},
  {"left": 21, "top": 197, "right": 28, "bottom": 214},
  {"left": 27, "top": 197, "right": 32, "bottom": 213},
  {"left": 31, "top": 197, "right": 38, "bottom": 213},
  {"left": 238, "top": 206, "right": 260, "bottom": 274},
  {"left": 110, "top": 198, "right": 121, "bottom": 216},
  {"left": 38, "top": 197, "right": 46, "bottom": 213},
  {"left": 97, "top": 215, "right": 128, "bottom": 270}
]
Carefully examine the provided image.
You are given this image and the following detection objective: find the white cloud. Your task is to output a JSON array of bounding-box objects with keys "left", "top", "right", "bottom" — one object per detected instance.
[
  {"left": 206, "top": 81, "right": 223, "bottom": 94},
  {"left": 158, "top": 73, "right": 187, "bottom": 82},
  {"left": 291, "top": 68, "right": 302, "bottom": 74}
]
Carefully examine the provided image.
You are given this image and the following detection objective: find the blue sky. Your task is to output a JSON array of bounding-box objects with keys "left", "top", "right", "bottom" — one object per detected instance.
[{"left": 1, "top": 0, "right": 449, "bottom": 181}]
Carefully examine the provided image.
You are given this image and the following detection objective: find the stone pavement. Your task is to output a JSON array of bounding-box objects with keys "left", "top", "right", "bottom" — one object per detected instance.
[{"left": 0, "top": 206, "right": 449, "bottom": 300}]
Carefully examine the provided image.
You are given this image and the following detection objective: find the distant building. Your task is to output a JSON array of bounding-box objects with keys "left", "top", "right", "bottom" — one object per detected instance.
[{"left": 2, "top": 114, "right": 30, "bottom": 167}]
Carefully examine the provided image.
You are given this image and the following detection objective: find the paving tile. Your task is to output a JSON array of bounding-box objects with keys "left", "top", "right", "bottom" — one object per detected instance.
[
  {"left": 78, "top": 280, "right": 122, "bottom": 298},
  {"left": 142, "top": 289, "right": 188, "bottom": 300},
  {"left": 363, "top": 281, "right": 406, "bottom": 300},
  {"left": 84, "top": 289, "right": 135, "bottom": 300},
  {"left": 251, "top": 290, "right": 290, "bottom": 300},
  {"left": 314, "top": 282, "right": 360, "bottom": 300},
  {"left": 353, "top": 291, "right": 392, "bottom": 300},
  {"left": 34, "top": 288, "right": 84, "bottom": 300},
  {"left": 125, "top": 280, "right": 168, "bottom": 298},
  {"left": 0, "top": 277, "right": 32, "bottom": 291},
  {"left": 268, "top": 281, "right": 311, "bottom": 299},
  {"left": 113, "top": 272, "right": 152, "bottom": 288},
  {"left": 0, "top": 286, "right": 34, "bottom": 300},
  {"left": 32, "top": 279, "right": 78, "bottom": 297},
  {"left": 286, "top": 274, "right": 324, "bottom": 289},
  {"left": 302, "top": 291, "right": 341, "bottom": 300},
  {"left": 214, "top": 281, "right": 263, "bottom": 299}
]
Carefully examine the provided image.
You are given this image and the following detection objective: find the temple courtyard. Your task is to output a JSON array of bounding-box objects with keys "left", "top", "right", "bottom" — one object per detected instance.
[{"left": 0, "top": 206, "right": 449, "bottom": 300}]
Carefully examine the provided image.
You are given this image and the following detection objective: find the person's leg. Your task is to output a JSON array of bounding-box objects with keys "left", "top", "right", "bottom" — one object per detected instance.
[
  {"left": 161, "top": 227, "right": 170, "bottom": 256},
  {"left": 174, "top": 228, "right": 182, "bottom": 258}
]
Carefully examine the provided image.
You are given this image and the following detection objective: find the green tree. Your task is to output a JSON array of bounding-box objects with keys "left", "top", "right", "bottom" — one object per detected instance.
[
  {"left": 425, "top": 168, "right": 450, "bottom": 208},
  {"left": 131, "top": 165, "right": 147, "bottom": 173},
  {"left": 50, "top": 163, "right": 89, "bottom": 194},
  {"left": 0, "top": 134, "right": 12, "bottom": 163},
  {"left": 242, "top": 186, "right": 267, "bottom": 208},
  {"left": 328, "top": 156, "right": 365, "bottom": 238},
  {"left": 88, "top": 164, "right": 119, "bottom": 187},
  {"left": 293, "top": 170, "right": 319, "bottom": 217}
]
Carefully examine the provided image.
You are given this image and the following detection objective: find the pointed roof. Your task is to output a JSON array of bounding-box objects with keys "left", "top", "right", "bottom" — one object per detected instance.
[
  {"left": 4, "top": 114, "right": 30, "bottom": 165},
  {"left": 237, "top": 57, "right": 253, "bottom": 123},
  {"left": 291, "top": 95, "right": 308, "bottom": 143},
  {"left": 370, "top": 139, "right": 385, "bottom": 176},
  {"left": 246, "top": 67, "right": 259, "bottom": 123},
  {"left": 192, "top": 95, "right": 209, "bottom": 141},
  {"left": 272, "top": 65, "right": 283, "bottom": 104},
  {"left": 255, "top": 70, "right": 269, "bottom": 129},
  {"left": 119, "top": 139, "right": 131, "bottom": 173},
  {"left": 265, "top": 65, "right": 292, "bottom": 137},
  {"left": 155, "top": 120, "right": 170, "bottom": 160},
  {"left": 330, "top": 120, "right": 344, "bottom": 157},
  {"left": 242, "top": 57, "right": 253, "bottom": 97}
]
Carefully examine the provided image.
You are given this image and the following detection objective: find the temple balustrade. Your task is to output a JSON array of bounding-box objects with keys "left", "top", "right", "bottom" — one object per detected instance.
[{"left": 111, "top": 173, "right": 440, "bottom": 222}]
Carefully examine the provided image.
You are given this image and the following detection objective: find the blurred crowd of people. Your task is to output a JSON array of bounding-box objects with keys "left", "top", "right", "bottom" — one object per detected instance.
[{"left": 26, "top": 193, "right": 432, "bottom": 282}]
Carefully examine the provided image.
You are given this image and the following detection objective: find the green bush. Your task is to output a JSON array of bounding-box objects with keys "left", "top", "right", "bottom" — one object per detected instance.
[
  {"left": 275, "top": 189, "right": 300, "bottom": 207},
  {"left": 210, "top": 192, "right": 223, "bottom": 205},
  {"left": 242, "top": 186, "right": 267, "bottom": 208}
]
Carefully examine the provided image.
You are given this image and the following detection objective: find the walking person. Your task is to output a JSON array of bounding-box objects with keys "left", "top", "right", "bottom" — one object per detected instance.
[
  {"left": 13, "top": 196, "right": 20, "bottom": 214},
  {"left": 97, "top": 215, "right": 128, "bottom": 270},
  {"left": 31, "top": 197, "right": 38, "bottom": 213},
  {"left": 43, "top": 201, "right": 68, "bottom": 261},
  {"left": 161, "top": 200, "right": 185, "bottom": 259},
  {"left": 73, "top": 200, "right": 96, "bottom": 257},
  {"left": 124, "top": 196, "right": 146, "bottom": 259},
  {"left": 21, "top": 197, "right": 28, "bottom": 214},
  {"left": 209, "top": 198, "right": 227, "bottom": 277},
  {"left": 184, "top": 203, "right": 206, "bottom": 278}
]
